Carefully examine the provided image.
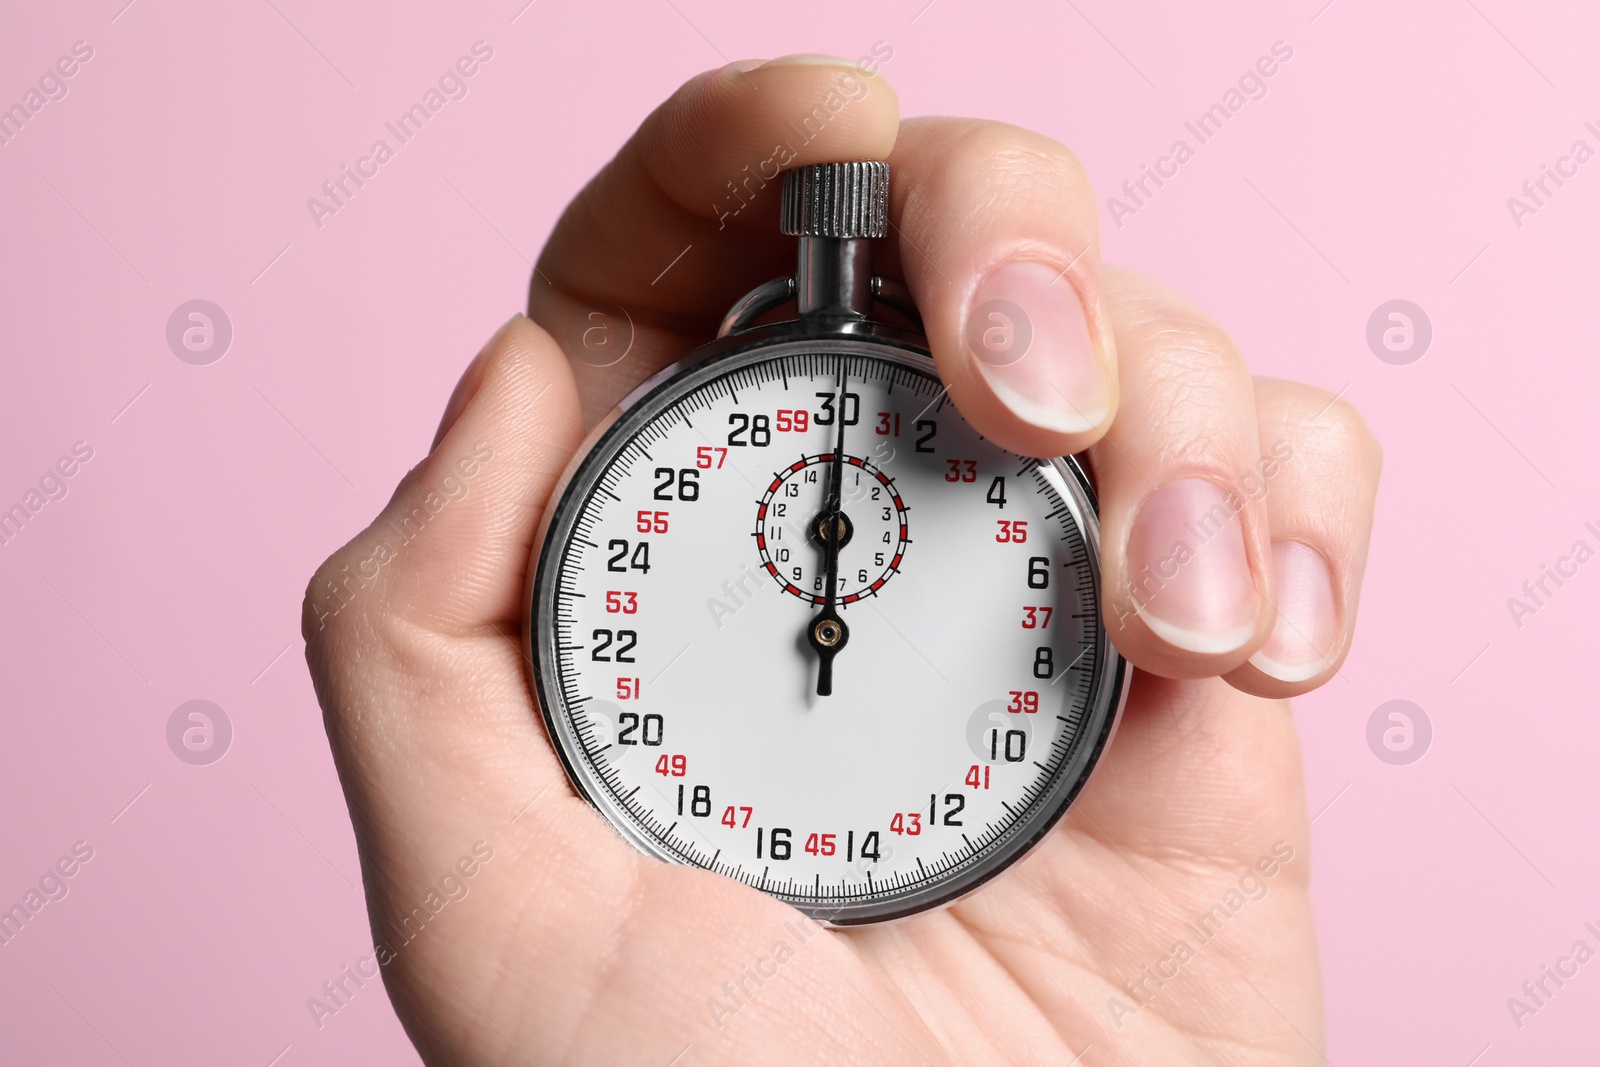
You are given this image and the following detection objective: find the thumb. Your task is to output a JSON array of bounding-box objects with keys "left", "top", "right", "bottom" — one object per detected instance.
[
  {"left": 302, "top": 313, "right": 584, "bottom": 646},
  {"left": 300, "top": 311, "right": 585, "bottom": 852},
  {"left": 300, "top": 314, "right": 616, "bottom": 1038}
]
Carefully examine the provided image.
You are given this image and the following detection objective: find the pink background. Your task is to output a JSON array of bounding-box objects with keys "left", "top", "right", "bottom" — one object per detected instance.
[{"left": 2, "top": 0, "right": 1595, "bottom": 1062}]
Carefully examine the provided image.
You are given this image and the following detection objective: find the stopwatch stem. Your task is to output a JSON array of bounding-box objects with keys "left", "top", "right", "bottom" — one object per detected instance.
[{"left": 796, "top": 236, "right": 875, "bottom": 319}]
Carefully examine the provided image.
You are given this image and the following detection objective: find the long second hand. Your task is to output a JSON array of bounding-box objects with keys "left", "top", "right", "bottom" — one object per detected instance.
[{"left": 808, "top": 365, "right": 850, "bottom": 695}]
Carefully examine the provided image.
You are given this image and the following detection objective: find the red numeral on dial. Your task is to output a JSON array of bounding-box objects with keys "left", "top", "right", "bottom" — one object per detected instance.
[
  {"left": 1021, "top": 606, "right": 1053, "bottom": 629},
  {"left": 996, "top": 520, "right": 1028, "bottom": 543},
  {"left": 605, "top": 591, "right": 639, "bottom": 614},
  {"left": 804, "top": 832, "right": 837, "bottom": 856},
  {"left": 946, "top": 459, "right": 977, "bottom": 483},
  {"left": 1007, "top": 690, "right": 1039, "bottom": 714},
  {"left": 654, "top": 754, "right": 687, "bottom": 777},
  {"left": 889, "top": 812, "right": 923, "bottom": 836}
]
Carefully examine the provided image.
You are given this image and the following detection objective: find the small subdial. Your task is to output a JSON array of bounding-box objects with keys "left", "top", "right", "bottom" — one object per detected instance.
[{"left": 754, "top": 452, "right": 909, "bottom": 604}]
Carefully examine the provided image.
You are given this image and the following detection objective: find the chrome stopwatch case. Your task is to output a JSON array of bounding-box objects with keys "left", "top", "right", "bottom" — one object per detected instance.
[{"left": 526, "top": 162, "right": 1129, "bottom": 925}]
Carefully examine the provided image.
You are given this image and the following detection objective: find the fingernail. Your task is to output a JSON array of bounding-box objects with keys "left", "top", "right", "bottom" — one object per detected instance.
[
  {"left": 966, "top": 261, "right": 1109, "bottom": 435},
  {"left": 729, "top": 58, "right": 768, "bottom": 72},
  {"left": 432, "top": 313, "right": 521, "bottom": 451},
  {"left": 1125, "top": 478, "right": 1258, "bottom": 654},
  {"left": 1250, "top": 541, "right": 1337, "bottom": 682}
]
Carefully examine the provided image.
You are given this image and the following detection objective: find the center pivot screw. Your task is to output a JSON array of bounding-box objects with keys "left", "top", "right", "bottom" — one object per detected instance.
[
  {"left": 812, "top": 618, "right": 846, "bottom": 648},
  {"left": 815, "top": 511, "right": 854, "bottom": 550}
]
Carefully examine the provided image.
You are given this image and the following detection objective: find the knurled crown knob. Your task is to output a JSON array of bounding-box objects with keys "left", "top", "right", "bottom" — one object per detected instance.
[{"left": 780, "top": 162, "right": 890, "bottom": 239}]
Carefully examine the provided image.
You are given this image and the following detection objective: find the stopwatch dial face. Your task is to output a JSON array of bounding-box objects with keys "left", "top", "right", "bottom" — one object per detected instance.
[{"left": 533, "top": 343, "right": 1124, "bottom": 924}]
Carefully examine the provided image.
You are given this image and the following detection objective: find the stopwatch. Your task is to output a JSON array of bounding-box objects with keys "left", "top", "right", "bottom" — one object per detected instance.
[{"left": 526, "top": 162, "right": 1129, "bottom": 925}]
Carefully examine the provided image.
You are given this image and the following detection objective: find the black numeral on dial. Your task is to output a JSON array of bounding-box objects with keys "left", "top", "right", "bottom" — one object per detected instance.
[
  {"left": 607, "top": 538, "right": 651, "bottom": 573},
  {"left": 618, "top": 712, "right": 663, "bottom": 746},
  {"left": 727, "top": 413, "right": 771, "bottom": 447},
  {"left": 591, "top": 628, "right": 637, "bottom": 662},
  {"left": 653, "top": 467, "right": 701, "bottom": 501}
]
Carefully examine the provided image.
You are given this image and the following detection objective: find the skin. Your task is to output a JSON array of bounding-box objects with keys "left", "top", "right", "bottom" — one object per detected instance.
[{"left": 304, "top": 58, "right": 1380, "bottom": 1066}]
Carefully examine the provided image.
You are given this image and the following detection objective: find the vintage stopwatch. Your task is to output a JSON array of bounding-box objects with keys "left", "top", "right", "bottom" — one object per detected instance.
[{"left": 527, "top": 162, "right": 1129, "bottom": 925}]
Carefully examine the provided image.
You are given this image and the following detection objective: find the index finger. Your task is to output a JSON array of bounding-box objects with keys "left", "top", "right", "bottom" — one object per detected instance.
[{"left": 527, "top": 56, "right": 900, "bottom": 422}]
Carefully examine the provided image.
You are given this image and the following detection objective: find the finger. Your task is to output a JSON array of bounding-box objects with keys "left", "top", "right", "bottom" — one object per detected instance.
[
  {"left": 1092, "top": 267, "right": 1275, "bottom": 677},
  {"left": 1224, "top": 378, "right": 1382, "bottom": 695},
  {"left": 885, "top": 116, "right": 1117, "bottom": 457},
  {"left": 527, "top": 55, "right": 899, "bottom": 422}
]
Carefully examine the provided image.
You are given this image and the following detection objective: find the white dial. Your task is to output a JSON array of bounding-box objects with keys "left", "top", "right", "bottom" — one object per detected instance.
[{"left": 531, "top": 339, "right": 1125, "bottom": 924}]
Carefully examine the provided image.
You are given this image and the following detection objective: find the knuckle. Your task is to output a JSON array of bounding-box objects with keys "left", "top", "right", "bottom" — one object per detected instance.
[
  {"left": 1108, "top": 274, "right": 1245, "bottom": 381},
  {"left": 1257, "top": 379, "right": 1383, "bottom": 473},
  {"left": 1319, "top": 396, "right": 1381, "bottom": 464},
  {"left": 904, "top": 118, "right": 1092, "bottom": 217},
  {"left": 301, "top": 549, "right": 361, "bottom": 654},
  {"left": 957, "top": 123, "right": 1090, "bottom": 208},
  {"left": 301, "top": 535, "right": 389, "bottom": 656}
]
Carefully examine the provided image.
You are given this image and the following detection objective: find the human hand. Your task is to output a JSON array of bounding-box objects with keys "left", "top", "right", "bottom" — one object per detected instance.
[{"left": 304, "top": 56, "right": 1379, "bottom": 1065}]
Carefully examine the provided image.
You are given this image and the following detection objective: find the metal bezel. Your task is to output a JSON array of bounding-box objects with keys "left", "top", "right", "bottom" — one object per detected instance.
[{"left": 524, "top": 319, "right": 1130, "bottom": 926}]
